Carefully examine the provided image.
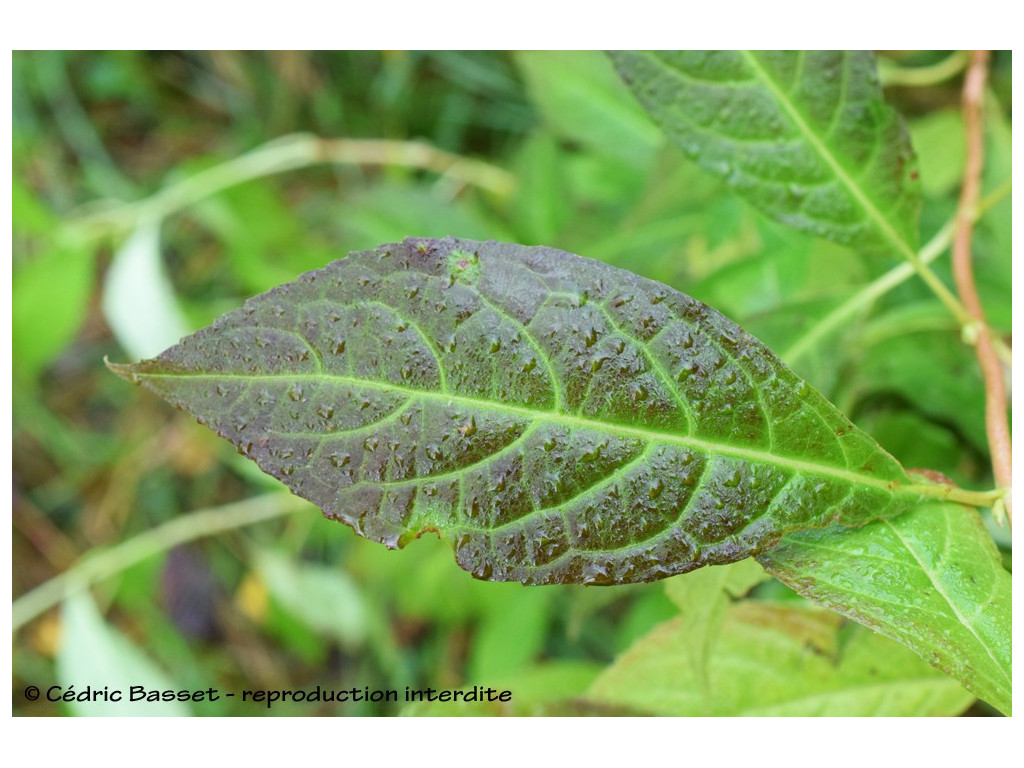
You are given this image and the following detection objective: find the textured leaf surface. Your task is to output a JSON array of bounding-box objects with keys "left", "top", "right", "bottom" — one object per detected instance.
[
  {"left": 611, "top": 51, "right": 921, "bottom": 257},
  {"left": 759, "top": 502, "right": 1011, "bottom": 714},
  {"left": 110, "top": 237, "right": 936, "bottom": 584},
  {"left": 585, "top": 601, "right": 975, "bottom": 716}
]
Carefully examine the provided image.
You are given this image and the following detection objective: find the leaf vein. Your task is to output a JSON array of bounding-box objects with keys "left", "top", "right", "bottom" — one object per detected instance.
[
  {"left": 882, "top": 519, "right": 1010, "bottom": 687},
  {"left": 737, "top": 50, "right": 915, "bottom": 260},
  {"left": 133, "top": 370, "right": 931, "bottom": 500}
]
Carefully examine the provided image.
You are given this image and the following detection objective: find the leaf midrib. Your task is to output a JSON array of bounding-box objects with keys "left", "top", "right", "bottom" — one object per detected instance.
[
  {"left": 136, "top": 368, "right": 929, "bottom": 499},
  {"left": 736, "top": 51, "right": 916, "bottom": 261},
  {"left": 882, "top": 519, "right": 1011, "bottom": 692}
]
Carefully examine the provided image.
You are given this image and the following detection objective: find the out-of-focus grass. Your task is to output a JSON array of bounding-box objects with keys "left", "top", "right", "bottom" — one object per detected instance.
[{"left": 12, "top": 50, "right": 1010, "bottom": 716}]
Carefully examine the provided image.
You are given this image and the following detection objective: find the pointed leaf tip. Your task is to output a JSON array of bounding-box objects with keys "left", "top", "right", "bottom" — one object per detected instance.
[{"left": 104, "top": 356, "right": 139, "bottom": 383}]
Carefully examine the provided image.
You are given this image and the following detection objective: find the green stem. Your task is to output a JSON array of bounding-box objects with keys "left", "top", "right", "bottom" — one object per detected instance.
[
  {"left": 902, "top": 251, "right": 975, "bottom": 328},
  {"left": 906, "top": 483, "right": 1007, "bottom": 508},
  {"left": 784, "top": 181, "right": 1013, "bottom": 366},
  {"left": 877, "top": 51, "right": 970, "bottom": 88},
  {"left": 71, "top": 133, "right": 516, "bottom": 236},
  {"left": 12, "top": 492, "right": 310, "bottom": 632},
  {"left": 783, "top": 221, "right": 955, "bottom": 364}
]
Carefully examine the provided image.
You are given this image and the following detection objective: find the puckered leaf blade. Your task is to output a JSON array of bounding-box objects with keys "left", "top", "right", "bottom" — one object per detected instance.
[
  {"left": 110, "top": 237, "right": 937, "bottom": 584},
  {"left": 759, "top": 502, "right": 1012, "bottom": 715},
  {"left": 610, "top": 51, "right": 921, "bottom": 258}
]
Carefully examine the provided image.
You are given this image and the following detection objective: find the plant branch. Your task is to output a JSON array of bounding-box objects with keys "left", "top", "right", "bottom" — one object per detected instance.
[
  {"left": 783, "top": 181, "right": 1013, "bottom": 367},
  {"left": 70, "top": 133, "right": 517, "bottom": 236},
  {"left": 904, "top": 483, "right": 1006, "bottom": 509},
  {"left": 952, "top": 51, "right": 1012, "bottom": 525},
  {"left": 12, "top": 492, "right": 311, "bottom": 633},
  {"left": 783, "top": 223, "right": 952, "bottom": 365},
  {"left": 877, "top": 51, "right": 970, "bottom": 88},
  {"left": 899, "top": 241, "right": 976, "bottom": 331}
]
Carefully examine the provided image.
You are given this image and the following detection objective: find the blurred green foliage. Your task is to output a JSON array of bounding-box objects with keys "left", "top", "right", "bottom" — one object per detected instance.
[{"left": 12, "top": 50, "right": 1010, "bottom": 716}]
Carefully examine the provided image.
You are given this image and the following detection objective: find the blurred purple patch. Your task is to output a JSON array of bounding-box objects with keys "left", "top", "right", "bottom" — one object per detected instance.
[{"left": 161, "top": 545, "right": 222, "bottom": 641}]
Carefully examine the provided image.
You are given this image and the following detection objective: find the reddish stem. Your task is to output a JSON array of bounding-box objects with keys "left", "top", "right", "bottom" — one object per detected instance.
[{"left": 952, "top": 50, "right": 1012, "bottom": 524}]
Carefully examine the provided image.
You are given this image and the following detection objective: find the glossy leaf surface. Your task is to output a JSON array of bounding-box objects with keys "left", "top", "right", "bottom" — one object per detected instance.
[
  {"left": 759, "top": 502, "right": 1011, "bottom": 715},
  {"left": 585, "top": 600, "right": 974, "bottom": 716},
  {"left": 110, "top": 237, "right": 935, "bottom": 584},
  {"left": 611, "top": 51, "right": 921, "bottom": 257}
]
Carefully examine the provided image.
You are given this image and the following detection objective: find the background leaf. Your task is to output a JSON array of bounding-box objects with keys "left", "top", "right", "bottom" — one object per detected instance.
[
  {"left": 759, "top": 502, "right": 1011, "bottom": 715},
  {"left": 102, "top": 222, "right": 192, "bottom": 360},
  {"left": 253, "top": 548, "right": 369, "bottom": 650},
  {"left": 611, "top": 51, "right": 921, "bottom": 257},
  {"left": 585, "top": 600, "right": 975, "bottom": 716},
  {"left": 848, "top": 308, "right": 988, "bottom": 452},
  {"left": 13, "top": 177, "right": 95, "bottom": 384},
  {"left": 57, "top": 591, "right": 191, "bottom": 716},
  {"left": 12, "top": 238, "right": 94, "bottom": 384},
  {"left": 908, "top": 109, "right": 965, "bottom": 198},
  {"left": 515, "top": 51, "right": 661, "bottom": 171},
  {"left": 662, "top": 559, "right": 768, "bottom": 691},
  {"left": 466, "top": 585, "right": 553, "bottom": 682}
]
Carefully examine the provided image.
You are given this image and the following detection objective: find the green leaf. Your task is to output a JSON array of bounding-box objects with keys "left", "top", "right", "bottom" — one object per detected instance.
[
  {"left": 13, "top": 237, "right": 94, "bottom": 382},
  {"left": 514, "top": 51, "right": 662, "bottom": 208},
  {"left": 57, "top": 591, "right": 190, "bottom": 716},
  {"left": 467, "top": 584, "right": 553, "bottom": 682},
  {"left": 908, "top": 110, "right": 964, "bottom": 198},
  {"left": 663, "top": 559, "right": 768, "bottom": 690},
  {"left": 110, "top": 237, "right": 957, "bottom": 585},
  {"left": 852, "top": 314, "right": 987, "bottom": 451},
  {"left": 515, "top": 51, "right": 661, "bottom": 169},
  {"left": 254, "top": 548, "right": 369, "bottom": 649},
  {"left": 509, "top": 132, "right": 574, "bottom": 245},
  {"left": 759, "top": 502, "right": 1011, "bottom": 715},
  {"left": 611, "top": 51, "right": 921, "bottom": 258},
  {"left": 102, "top": 222, "right": 191, "bottom": 360},
  {"left": 193, "top": 177, "right": 325, "bottom": 295},
  {"left": 13, "top": 175, "right": 56, "bottom": 234},
  {"left": 584, "top": 600, "right": 975, "bottom": 716},
  {"left": 615, "top": 587, "right": 680, "bottom": 652}
]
